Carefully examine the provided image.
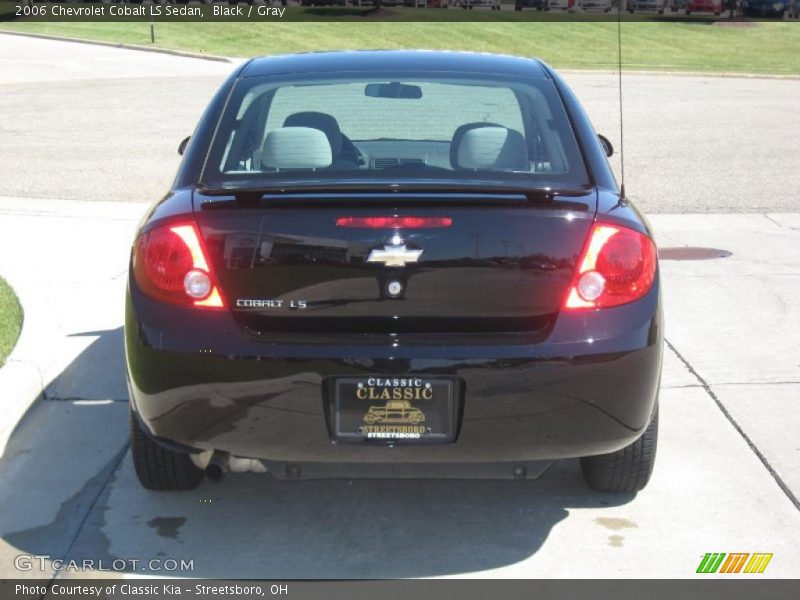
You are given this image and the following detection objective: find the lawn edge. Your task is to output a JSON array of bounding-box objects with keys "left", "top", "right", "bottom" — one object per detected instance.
[
  {"left": 0, "top": 275, "right": 22, "bottom": 368},
  {"left": 0, "top": 273, "right": 39, "bottom": 458},
  {"left": 0, "top": 29, "right": 234, "bottom": 64},
  {"left": 2, "top": 28, "right": 799, "bottom": 79}
]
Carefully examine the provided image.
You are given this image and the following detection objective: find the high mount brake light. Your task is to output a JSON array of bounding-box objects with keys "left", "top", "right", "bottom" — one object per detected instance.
[
  {"left": 133, "top": 222, "right": 225, "bottom": 309},
  {"left": 564, "top": 223, "right": 657, "bottom": 310},
  {"left": 336, "top": 216, "right": 453, "bottom": 229}
]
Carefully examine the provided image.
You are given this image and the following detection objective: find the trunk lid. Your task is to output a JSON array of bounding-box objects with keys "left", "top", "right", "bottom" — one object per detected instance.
[{"left": 194, "top": 191, "right": 596, "bottom": 334}]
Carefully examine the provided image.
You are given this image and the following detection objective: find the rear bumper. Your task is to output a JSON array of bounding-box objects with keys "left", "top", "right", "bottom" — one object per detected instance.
[{"left": 126, "top": 276, "right": 662, "bottom": 468}]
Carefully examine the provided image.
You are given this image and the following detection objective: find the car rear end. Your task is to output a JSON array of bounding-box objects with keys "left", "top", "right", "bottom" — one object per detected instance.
[
  {"left": 464, "top": 0, "right": 501, "bottom": 8},
  {"left": 687, "top": 0, "right": 722, "bottom": 11},
  {"left": 125, "top": 52, "right": 662, "bottom": 488},
  {"left": 580, "top": 0, "right": 611, "bottom": 11},
  {"left": 515, "top": 0, "right": 548, "bottom": 9},
  {"left": 631, "top": 0, "right": 666, "bottom": 11}
]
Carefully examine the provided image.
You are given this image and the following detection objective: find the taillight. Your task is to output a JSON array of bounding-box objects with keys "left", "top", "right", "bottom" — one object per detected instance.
[
  {"left": 133, "top": 221, "right": 225, "bottom": 309},
  {"left": 336, "top": 216, "right": 452, "bottom": 229},
  {"left": 564, "top": 222, "right": 657, "bottom": 310}
]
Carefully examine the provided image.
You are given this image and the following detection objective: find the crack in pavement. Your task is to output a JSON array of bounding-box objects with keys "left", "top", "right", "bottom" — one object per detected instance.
[
  {"left": 3, "top": 442, "right": 129, "bottom": 595},
  {"left": 45, "top": 444, "right": 128, "bottom": 596},
  {"left": 763, "top": 214, "right": 784, "bottom": 229},
  {"left": 665, "top": 338, "right": 800, "bottom": 512}
]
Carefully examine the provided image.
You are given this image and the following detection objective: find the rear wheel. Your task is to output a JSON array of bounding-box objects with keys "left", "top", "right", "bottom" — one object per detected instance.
[
  {"left": 580, "top": 404, "right": 658, "bottom": 493},
  {"left": 130, "top": 409, "right": 204, "bottom": 491}
]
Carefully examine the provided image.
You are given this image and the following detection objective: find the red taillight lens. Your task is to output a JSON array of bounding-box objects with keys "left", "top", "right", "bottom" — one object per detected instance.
[
  {"left": 336, "top": 216, "right": 453, "bottom": 229},
  {"left": 133, "top": 222, "right": 225, "bottom": 309},
  {"left": 564, "top": 223, "right": 657, "bottom": 310}
]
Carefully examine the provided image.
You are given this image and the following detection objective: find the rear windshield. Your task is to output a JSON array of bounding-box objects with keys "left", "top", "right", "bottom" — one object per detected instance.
[{"left": 202, "top": 72, "right": 590, "bottom": 191}]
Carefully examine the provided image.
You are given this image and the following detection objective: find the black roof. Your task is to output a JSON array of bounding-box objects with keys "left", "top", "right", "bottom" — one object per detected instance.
[{"left": 240, "top": 50, "right": 548, "bottom": 80}]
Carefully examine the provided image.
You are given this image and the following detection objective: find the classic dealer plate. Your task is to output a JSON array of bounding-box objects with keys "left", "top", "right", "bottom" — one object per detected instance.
[{"left": 333, "top": 377, "right": 456, "bottom": 443}]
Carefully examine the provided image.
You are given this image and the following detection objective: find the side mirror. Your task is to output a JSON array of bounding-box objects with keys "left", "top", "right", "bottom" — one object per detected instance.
[
  {"left": 178, "top": 136, "right": 191, "bottom": 156},
  {"left": 598, "top": 134, "right": 613, "bottom": 158}
]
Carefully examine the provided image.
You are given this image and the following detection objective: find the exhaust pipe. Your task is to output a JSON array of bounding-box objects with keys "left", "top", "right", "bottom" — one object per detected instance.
[{"left": 205, "top": 452, "right": 227, "bottom": 482}]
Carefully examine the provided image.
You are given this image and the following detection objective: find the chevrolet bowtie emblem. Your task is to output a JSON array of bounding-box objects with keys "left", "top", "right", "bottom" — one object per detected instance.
[{"left": 367, "top": 243, "right": 423, "bottom": 268}]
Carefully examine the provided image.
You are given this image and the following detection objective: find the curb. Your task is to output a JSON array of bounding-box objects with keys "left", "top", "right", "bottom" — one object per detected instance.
[
  {"left": 0, "top": 199, "right": 147, "bottom": 457},
  {"left": 0, "top": 276, "right": 44, "bottom": 457},
  {"left": 0, "top": 363, "right": 44, "bottom": 457},
  {"left": 0, "top": 29, "right": 234, "bottom": 64}
]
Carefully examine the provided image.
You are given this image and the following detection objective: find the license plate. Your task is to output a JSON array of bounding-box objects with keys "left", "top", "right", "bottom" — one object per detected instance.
[{"left": 333, "top": 377, "right": 455, "bottom": 443}]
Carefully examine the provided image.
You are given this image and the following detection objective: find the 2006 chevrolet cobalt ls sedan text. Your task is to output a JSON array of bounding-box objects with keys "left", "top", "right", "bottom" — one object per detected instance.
[{"left": 125, "top": 51, "right": 662, "bottom": 493}]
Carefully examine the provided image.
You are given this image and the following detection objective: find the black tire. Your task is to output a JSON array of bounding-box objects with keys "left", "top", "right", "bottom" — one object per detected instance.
[
  {"left": 580, "top": 404, "right": 658, "bottom": 493},
  {"left": 130, "top": 409, "right": 204, "bottom": 491}
]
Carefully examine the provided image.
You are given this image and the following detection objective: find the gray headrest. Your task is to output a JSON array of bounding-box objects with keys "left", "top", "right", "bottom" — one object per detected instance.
[
  {"left": 455, "top": 126, "right": 527, "bottom": 171},
  {"left": 261, "top": 127, "right": 332, "bottom": 170},
  {"left": 450, "top": 121, "right": 501, "bottom": 168},
  {"left": 283, "top": 112, "right": 343, "bottom": 157}
]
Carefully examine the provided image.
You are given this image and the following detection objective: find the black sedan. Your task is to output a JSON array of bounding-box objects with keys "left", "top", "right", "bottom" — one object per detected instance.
[{"left": 126, "top": 50, "right": 662, "bottom": 493}]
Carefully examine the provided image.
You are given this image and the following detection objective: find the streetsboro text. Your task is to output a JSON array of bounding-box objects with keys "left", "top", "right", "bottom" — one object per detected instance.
[{"left": 16, "top": 583, "right": 278, "bottom": 596}]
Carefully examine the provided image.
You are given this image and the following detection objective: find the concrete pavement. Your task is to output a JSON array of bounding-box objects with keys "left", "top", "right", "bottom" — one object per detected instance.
[
  {"left": 0, "top": 198, "right": 140, "bottom": 457},
  {"left": 0, "top": 34, "right": 235, "bottom": 207},
  {"left": 0, "top": 199, "right": 798, "bottom": 579}
]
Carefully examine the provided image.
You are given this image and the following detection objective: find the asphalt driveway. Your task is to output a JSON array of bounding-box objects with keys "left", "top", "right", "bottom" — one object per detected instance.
[{"left": 0, "top": 34, "right": 798, "bottom": 580}]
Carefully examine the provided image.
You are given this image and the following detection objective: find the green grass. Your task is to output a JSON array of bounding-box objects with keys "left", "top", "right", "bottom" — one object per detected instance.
[
  {"left": 0, "top": 277, "right": 22, "bottom": 367},
  {"left": 1, "top": 21, "right": 799, "bottom": 74}
]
